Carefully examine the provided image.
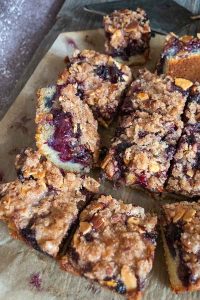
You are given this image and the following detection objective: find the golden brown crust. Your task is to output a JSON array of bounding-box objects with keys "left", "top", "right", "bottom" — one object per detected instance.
[
  {"left": 157, "top": 33, "right": 200, "bottom": 82},
  {"left": 0, "top": 148, "right": 99, "bottom": 257},
  {"left": 60, "top": 195, "right": 157, "bottom": 299}
]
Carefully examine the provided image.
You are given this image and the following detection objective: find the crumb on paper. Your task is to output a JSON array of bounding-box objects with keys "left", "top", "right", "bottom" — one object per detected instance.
[
  {"left": 29, "top": 272, "right": 42, "bottom": 291},
  {"left": 84, "top": 35, "right": 95, "bottom": 47}
]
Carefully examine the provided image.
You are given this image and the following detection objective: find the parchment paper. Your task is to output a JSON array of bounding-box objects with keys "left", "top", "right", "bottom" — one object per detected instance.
[{"left": 0, "top": 29, "right": 198, "bottom": 300}]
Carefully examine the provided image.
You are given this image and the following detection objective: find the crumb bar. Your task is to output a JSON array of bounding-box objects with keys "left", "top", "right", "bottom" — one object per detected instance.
[
  {"left": 121, "top": 69, "right": 191, "bottom": 120},
  {"left": 157, "top": 33, "right": 200, "bottom": 82},
  {"left": 161, "top": 201, "right": 200, "bottom": 292},
  {"left": 102, "top": 111, "right": 183, "bottom": 192},
  {"left": 57, "top": 49, "right": 132, "bottom": 126},
  {"left": 166, "top": 124, "right": 200, "bottom": 197},
  {"left": 103, "top": 9, "right": 151, "bottom": 65},
  {"left": 35, "top": 84, "right": 100, "bottom": 173},
  {"left": 60, "top": 195, "right": 157, "bottom": 300},
  {"left": 0, "top": 149, "right": 99, "bottom": 257}
]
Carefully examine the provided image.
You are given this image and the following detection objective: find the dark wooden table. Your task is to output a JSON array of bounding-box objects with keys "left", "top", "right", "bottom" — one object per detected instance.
[{"left": 1, "top": 0, "right": 200, "bottom": 120}]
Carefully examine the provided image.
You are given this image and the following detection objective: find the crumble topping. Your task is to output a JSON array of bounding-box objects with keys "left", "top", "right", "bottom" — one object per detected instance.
[
  {"left": 122, "top": 69, "right": 189, "bottom": 119},
  {"left": 167, "top": 124, "right": 200, "bottom": 196},
  {"left": 0, "top": 149, "right": 99, "bottom": 257},
  {"left": 102, "top": 111, "right": 183, "bottom": 192},
  {"left": 162, "top": 201, "right": 200, "bottom": 284},
  {"left": 103, "top": 8, "right": 151, "bottom": 60},
  {"left": 57, "top": 49, "right": 132, "bottom": 125},
  {"left": 61, "top": 195, "right": 157, "bottom": 298}
]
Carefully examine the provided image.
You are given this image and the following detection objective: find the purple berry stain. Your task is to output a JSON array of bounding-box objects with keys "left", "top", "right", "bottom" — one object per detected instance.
[
  {"left": 29, "top": 272, "right": 42, "bottom": 291},
  {"left": 67, "top": 38, "right": 78, "bottom": 50}
]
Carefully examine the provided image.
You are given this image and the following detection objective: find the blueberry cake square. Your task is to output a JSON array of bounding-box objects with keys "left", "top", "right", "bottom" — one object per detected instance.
[
  {"left": 157, "top": 33, "right": 200, "bottom": 82},
  {"left": 57, "top": 49, "right": 132, "bottom": 126},
  {"left": 102, "top": 111, "right": 183, "bottom": 192},
  {"left": 166, "top": 124, "right": 200, "bottom": 197},
  {"left": 102, "top": 69, "right": 191, "bottom": 192},
  {"left": 0, "top": 149, "right": 99, "bottom": 257},
  {"left": 121, "top": 69, "right": 191, "bottom": 119},
  {"left": 103, "top": 9, "right": 151, "bottom": 65},
  {"left": 161, "top": 201, "right": 200, "bottom": 292},
  {"left": 35, "top": 84, "right": 100, "bottom": 173},
  {"left": 60, "top": 195, "right": 157, "bottom": 300}
]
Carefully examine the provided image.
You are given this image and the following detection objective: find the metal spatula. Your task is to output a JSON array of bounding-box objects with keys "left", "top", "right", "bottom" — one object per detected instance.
[{"left": 84, "top": 0, "right": 200, "bottom": 35}]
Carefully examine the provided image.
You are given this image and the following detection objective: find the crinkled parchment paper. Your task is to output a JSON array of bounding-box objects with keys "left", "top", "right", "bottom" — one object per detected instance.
[{"left": 0, "top": 29, "right": 199, "bottom": 300}]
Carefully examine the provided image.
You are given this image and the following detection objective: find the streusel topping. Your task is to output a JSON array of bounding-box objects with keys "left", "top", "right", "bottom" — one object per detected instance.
[
  {"left": 61, "top": 195, "right": 157, "bottom": 297},
  {"left": 0, "top": 149, "right": 99, "bottom": 257},
  {"left": 167, "top": 124, "right": 200, "bottom": 196},
  {"left": 122, "top": 69, "right": 190, "bottom": 119},
  {"left": 104, "top": 8, "right": 151, "bottom": 49},
  {"left": 57, "top": 49, "right": 132, "bottom": 125}
]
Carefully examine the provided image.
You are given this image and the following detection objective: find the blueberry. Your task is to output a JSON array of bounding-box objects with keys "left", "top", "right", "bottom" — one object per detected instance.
[
  {"left": 95, "top": 64, "right": 125, "bottom": 83},
  {"left": 115, "top": 280, "right": 126, "bottom": 294}
]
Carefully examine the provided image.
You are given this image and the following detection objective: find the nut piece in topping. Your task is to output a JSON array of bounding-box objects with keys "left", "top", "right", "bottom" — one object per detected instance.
[
  {"left": 157, "top": 33, "right": 200, "bottom": 82},
  {"left": 103, "top": 8, "right": 151, "bottom": 65},
  {"left": 161, "top": 200, "right": 200, "bottom": 293},
  {"left": 60, "top": 195, "right": 157, "bottom": 300},
  {"left": 0, "top": 148, "right": 99, "bottom": 257}
]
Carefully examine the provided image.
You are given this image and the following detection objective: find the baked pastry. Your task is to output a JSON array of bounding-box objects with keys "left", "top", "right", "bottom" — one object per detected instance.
[
  {"left": 166, "top": 81, "right": 200, "bottom": 197},
  {"left": 161, "top": 201, "right": 200, "bottom": 292},
  {"left": 166, "top": 124, "right": 200, "bottom": 197},
  {"left": 0, "top": 149, "right": 99, "bottom": 257},
  {"left": 103, "top": 8, "right": 151, "bottom": 65},
  {"left": 157, "top": 33, "right": 200, "bottom": 82},
  {"left": 102, "top": 70, "right": 191, "bottom": 192},
  {"left": 35, "top": 85, "right": 100, "bottom": 173},
  {"left": 121, "top": 69, "right": 191, "bottom": 119},
  {"left": 102, "top": 111, "right": 183, "bottom": 192},
  {"left": 57, "top": 49, "right": 132, "bottom": 126},
  {"left": 60, "top": 195, "right": 157, "bottom": 300}
]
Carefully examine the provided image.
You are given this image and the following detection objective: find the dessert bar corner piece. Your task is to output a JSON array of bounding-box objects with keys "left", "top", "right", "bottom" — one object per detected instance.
[
  {"left": 35, "top": 84, "right": 100, "bottom": 173},
  {"left": 0, "top": 148, "right": 99, "bottom": 257},
  {"left": 60, "top": 195, "right": 157, "bottom": 300},
  {"left": 103, "top": 8, "right": 151, "bottom": 65},
  {"left": 161, "top": 201, "right": 200, "bottom": 293},
  {"left": 166, "top": 123, "right": 200, "bottom": 197},
  {"left": 157, "top": 33, "right": 200, "bottom": 82},
  {"left": 57, "top": 49, "right": 132, "bottom": 126}
]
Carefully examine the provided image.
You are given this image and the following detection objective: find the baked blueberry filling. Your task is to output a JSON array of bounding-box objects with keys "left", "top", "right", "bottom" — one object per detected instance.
[
  {"left": 94, "top": 64, "right": 125, "bottom": 84},
  {"left": 115, "top": 280, "right": 126, "bottom": 294},
  {"left": 48, "top": 109, "right": 92, "bottom": 166},
  {"left": 20, "top": 220, "right": 41, "bottom": 252},
  {"left": 111, "top": 37, "right": 150, "bottom": 61},
  {"left": 113, "top": 141, "right": 132, "bottom": 180},
  {"left": 164, "top": 221, "right": 194, "bottom": 286}
]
